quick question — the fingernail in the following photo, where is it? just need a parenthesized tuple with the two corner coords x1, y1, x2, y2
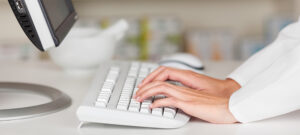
(149, 104, 153, 108)
(136, 97, 141, 101)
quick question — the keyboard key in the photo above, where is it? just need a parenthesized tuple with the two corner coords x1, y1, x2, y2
(95, 101, 107, 107)
(131, 62, 140, 68)
(98, 93, 109, 98)
(140, 98, 153, 114)
(140, 106, 151, 114)
(150, 95, 164, 116)
(128, 64, 139, 77)
(110, 67, 120, 73)
(135, 77, 144, 88)
(117, 104, 128, 110)
(129, 104, 140, 112)
(99, 91, 111, 95)
(97, 97, 108, 103)
(105, 67, 120, 83)
(129, 99, 141, 112)
(129, 106, 140, 112)
(118, 99, 129, 104)
(117, 98, 130, 109)
(101, 82, 114, 94)
(101, 88, 113, 93)
(97, 96, 110, 103)
(130, 98, 139, 104)
(106, 75, 118, 83)
(120, 91, 132, 96)
(152, 108, 163, 116)
(119, 95, 129, 99)
(163, 107, 176, 118)
(128, 71, 138, 77)
(98, 96, 110, 101)
(102, 81, 114, 87)
(138, 67, 149, 77)
(98, 96, 110, 100)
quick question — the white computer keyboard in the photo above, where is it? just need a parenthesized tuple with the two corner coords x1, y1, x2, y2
(77, 61, 190, 128)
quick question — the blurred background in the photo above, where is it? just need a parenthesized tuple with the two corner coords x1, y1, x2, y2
(0, 0, 300, 62)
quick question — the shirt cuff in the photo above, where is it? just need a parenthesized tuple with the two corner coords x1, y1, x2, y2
(227, 73, 247, 87)
(229, 92, 248, 123)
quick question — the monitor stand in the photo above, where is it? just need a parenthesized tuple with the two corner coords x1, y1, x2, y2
(0, 82, 71, 121)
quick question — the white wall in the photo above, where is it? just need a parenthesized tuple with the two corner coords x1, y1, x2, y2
(294, 0, 300, 18)
(0, 1, 28, 43)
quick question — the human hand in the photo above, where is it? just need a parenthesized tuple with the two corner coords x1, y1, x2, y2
(138, 66, 240, 98)
(134, 66, 241, 124)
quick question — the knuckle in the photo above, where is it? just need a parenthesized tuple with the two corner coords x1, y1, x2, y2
(164, 67, 171, 73)
(135, 91, 140, 95)
(140, 95, 147, 100)
(152, 81, 162, 86)
(170, 98, 177, 104)
(157, 83, 167, 89)
(161, 66, 171, 72)
(185, 70, 194, 74)
(160, 66, 167, 71)
(169, 98, 179, 106)
(157, 99, 166, 105)
(141, 92, 151, 99)
(186, 70, 197, 76)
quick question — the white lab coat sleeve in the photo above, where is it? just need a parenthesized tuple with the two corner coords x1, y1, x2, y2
(228, 22, 300, 86)
(229, 40, 300, 123)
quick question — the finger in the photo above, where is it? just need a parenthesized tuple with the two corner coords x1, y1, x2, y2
(140, 67, 200, 89)
(137, 83, 188, 102)
(151, 68, 199, 88)
(150, 97, 182, 109)
(137, 82, 211, 102)
(138, 66, 166, 88)
(135, 81, 164, 98)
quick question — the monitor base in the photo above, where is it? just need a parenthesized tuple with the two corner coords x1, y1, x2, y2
(0, 82, 71, 121)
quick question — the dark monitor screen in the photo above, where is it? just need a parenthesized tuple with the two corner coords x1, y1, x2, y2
(8, 0, 77, 51)
(41, 0, 73, 30)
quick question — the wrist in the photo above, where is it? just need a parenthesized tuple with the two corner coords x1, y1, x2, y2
(223, 100, 239, 123)
(223, 78, 241, 97)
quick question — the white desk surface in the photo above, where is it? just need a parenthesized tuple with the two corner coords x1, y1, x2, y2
(1, 60, 300, 135)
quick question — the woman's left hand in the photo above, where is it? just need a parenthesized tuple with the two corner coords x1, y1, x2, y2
(134, 81, 238, 124)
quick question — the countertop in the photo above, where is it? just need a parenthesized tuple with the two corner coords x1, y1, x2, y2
(0, 60, 300, 135)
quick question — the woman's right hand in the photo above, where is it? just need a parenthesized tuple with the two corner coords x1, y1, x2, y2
(138, 66, 241, 98)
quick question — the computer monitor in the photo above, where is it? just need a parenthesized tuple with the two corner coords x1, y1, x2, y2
(8, 0, 78, 51)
